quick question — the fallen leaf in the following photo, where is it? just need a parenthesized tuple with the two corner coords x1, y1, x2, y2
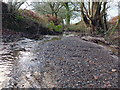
(58, 57, 64, 60)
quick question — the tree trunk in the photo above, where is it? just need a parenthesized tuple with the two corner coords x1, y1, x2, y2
(103, 2, 108, 32)
(80, 2, 108, 35)
(63, 2, 71, 25)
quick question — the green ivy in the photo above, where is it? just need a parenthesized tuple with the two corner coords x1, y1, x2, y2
(47, 22, 55, 30)
(47, 22, 63, 32)
(54, 25, 62, 32)
(15, 14, 24, 21)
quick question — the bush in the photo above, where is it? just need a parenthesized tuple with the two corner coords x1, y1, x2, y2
(47, 22, 63, 32)
(15, 13, 24, 21)
(54, 25, 63, 32)
(18, 9, 48, 27)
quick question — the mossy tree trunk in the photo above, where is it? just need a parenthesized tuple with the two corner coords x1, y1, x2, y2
(63, 2, 71, 26)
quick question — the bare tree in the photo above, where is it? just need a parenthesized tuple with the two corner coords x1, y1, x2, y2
(80, 1, 108, 35)
(5, 0, 26, 13)
(32, 2, 63, 18)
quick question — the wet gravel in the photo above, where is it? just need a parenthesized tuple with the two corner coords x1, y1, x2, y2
(3, 36, 119, 88)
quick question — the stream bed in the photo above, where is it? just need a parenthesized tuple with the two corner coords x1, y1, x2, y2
(0, 33, 119, 88)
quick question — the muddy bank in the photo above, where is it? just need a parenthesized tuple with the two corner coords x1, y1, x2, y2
(3, 36, 118, 88)
(1, 28, 63, 43)
(2, 2, 63, 43)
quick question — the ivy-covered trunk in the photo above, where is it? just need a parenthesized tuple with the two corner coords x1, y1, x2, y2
(63, 2, 71, 25)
